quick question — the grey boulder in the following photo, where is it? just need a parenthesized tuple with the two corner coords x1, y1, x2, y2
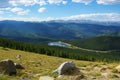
(0, 59, 16, 75)
(53, 61, 76, 75)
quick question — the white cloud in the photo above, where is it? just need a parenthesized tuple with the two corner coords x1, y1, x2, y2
(0, 0, 38, 8)
(62, 1, 67, 4)
(0, 13, 120, 22)
(97, 0, 120, 5)
(47, 0, 67, 4)
(38, 0, 47, 6)
(10, 7, 23, 13)
(72, 0, 93, 5)
(10, 7, 29, 15)
(0, 0, 68, 8)
(38, 7, 46, 13)
(72, 0, 120, 5)
(0, 17, 42, 22)
(9, 0, 67, 7)
(17, 10, 30, 15)
(0, 0, 120, 9)
(9, 0, 38, 6)
(0, 7, 11, 11)
(61, 13, 120, 22)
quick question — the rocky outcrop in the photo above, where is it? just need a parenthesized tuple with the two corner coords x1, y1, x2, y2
(0, 59, 16, 75)
(53, 61, 77, 75)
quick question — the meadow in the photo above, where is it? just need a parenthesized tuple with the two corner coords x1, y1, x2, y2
(0, 47, 119, 80)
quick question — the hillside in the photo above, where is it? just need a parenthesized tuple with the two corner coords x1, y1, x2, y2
(1, 38, 120, 62)
(0, 20, 120, 41)
(67, 36, 120, 51)
(0, 47, 120, 80)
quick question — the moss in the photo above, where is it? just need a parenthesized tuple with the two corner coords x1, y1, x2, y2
(112, 69, 118, 73)
(89, 73, 101, 77)
(111, 74, 119, 78)
(0, 75, 8, 80)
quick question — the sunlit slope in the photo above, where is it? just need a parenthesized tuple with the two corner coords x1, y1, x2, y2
(0, 47, 104, 80)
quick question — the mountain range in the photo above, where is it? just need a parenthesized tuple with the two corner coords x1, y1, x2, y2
(0, 20, 120, 42)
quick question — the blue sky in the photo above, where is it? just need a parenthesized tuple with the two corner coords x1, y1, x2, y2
(0, 0, 120, 22)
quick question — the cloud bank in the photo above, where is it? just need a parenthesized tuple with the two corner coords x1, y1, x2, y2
(62, 13, 120, 22)
(0, 0, 120, 8)
(10, 7, 29, 15)
(0, 13, 120, 22)
(97, 0, 120, 5)
(72, 0, 93, 5)
(0, 0, 120, 21)
(0, 0, 68, 8)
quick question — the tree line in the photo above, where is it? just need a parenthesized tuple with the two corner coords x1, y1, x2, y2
(0, 38, 120, 62)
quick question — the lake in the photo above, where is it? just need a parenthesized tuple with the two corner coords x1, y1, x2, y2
(48, 41, 69, 48)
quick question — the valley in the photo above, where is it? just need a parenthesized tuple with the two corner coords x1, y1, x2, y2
(0, 0, 120, 80)
(0, 20, 120, 80)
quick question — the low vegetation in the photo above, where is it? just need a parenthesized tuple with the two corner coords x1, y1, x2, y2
(0, 47, 120, 80)
(67, 36, 120, 51)
(0, 47, 99, 79)
(0, 37, 120, 79)
(0, 38, 120, 62)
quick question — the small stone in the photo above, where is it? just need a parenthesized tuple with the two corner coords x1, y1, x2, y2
(39, 76, 54, 80)
(16, 54, 21, 60)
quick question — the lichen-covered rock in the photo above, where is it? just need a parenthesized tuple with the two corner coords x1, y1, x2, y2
(0, 59, 16, 75)
(53, 61, 76, 75)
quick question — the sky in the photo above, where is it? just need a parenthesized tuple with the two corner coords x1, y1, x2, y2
(0, 0, 120, 22)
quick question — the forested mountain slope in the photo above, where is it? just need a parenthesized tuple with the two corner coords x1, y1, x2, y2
(0, 20, 120, 41)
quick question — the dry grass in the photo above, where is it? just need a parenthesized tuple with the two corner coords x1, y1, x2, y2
(0, 47, 119, 80)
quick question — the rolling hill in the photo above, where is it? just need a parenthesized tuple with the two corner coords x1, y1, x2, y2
(67, 36, 120, 51)
(0, 20, 120, 41)
(1, 38, 120, 62)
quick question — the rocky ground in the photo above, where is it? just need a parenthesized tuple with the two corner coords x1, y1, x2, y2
(39, 62, 120, 80)
(0, 47, 120, 80)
